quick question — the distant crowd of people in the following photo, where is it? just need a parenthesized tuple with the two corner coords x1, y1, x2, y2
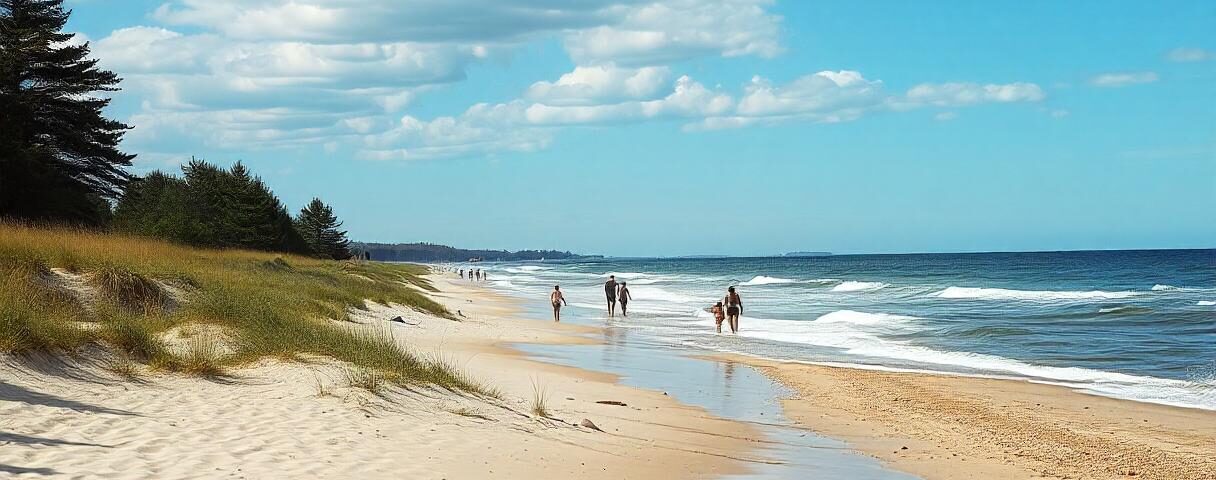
(550, 275, 743, 334)
(458, 268, 487, 282)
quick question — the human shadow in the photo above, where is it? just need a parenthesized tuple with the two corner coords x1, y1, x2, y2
(0, 464, 59, 476)
(0, 431, 110, 448)
(0, 379, 137, 417)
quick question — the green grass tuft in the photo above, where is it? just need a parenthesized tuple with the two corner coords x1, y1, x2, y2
(179, 334, 226, 377)
(344, 366, 385, 395)
(91, 265, 168, 314)
(530, 378, 551, 418)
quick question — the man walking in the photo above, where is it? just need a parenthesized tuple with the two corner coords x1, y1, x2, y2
(604, 275, 618, 316)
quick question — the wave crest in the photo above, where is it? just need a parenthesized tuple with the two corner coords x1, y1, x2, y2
(815, 310, 914, 325)
(934, 286, 1139, 301)
(740, 275, 797, 286)
(831, 281, 888, 292)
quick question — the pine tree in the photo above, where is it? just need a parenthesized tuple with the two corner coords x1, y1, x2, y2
(113, 159, 311, 255)
(295, 198, 351, 260)
(0, 0, 135, 224)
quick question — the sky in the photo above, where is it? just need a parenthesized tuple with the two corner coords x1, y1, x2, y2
(62, 0, 1215, 257)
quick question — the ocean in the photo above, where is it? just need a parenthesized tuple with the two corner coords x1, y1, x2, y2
(469, 249, 1216, 410)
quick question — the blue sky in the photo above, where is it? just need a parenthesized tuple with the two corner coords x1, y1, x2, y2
(65, 0, 1215, 256)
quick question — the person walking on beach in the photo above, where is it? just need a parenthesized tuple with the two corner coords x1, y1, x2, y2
(618, 282, 632, 317)
(459, 269, 464, 279)
(550, 285, 567, 322)
(723, 286, 743, 334)
(604, 275, 618, 316)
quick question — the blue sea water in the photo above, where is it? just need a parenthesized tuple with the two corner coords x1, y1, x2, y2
(469, 249, 1216, 410)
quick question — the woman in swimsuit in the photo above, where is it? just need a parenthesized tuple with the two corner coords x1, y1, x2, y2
(723, 286, 743, 334)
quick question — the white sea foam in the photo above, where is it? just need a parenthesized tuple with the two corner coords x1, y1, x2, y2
(1151, 284, 1178, 291)
(607, 272, 648, 278)
(815, 309, 916, 326)
(1198, 301, 1216, 306)
(505, 266, 549, 274)
(730, 310, 1215, 410)
(740, 275, 797, 286)
(934, 286, 1140, 301)
(831, 281, 888, 292)
(628, 285, 696, 304)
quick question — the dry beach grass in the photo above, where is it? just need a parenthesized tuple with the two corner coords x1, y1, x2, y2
(0, 222, 487, 394)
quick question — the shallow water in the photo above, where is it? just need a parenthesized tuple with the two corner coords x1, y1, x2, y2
(518, 340, 918, 479)
(472, 249, 1216, 410)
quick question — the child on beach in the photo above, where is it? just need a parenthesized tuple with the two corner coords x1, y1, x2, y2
(711, 301, 726, 333)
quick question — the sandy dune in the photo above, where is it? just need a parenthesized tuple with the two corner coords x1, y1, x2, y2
(1, 276, 765, 479)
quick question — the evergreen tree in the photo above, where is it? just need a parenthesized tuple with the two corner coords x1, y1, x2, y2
(295, 198, 351, 260)
(113, 159, 310, 255)
(0, 0, 135, 224)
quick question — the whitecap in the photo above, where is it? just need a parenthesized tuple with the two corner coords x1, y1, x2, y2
(831, 281, 888, 292)
(934, 286, 1139, 301)
(1152, 284, 1178, 291)
(815, 309, 915, 326)
(739, 275, 797, 286)
(1198, 301, 1215, 306)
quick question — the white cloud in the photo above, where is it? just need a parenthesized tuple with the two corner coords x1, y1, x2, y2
(903, 82, 1045, 106)
(150, 0, 780, 66)
(564, 0, 782, 65)
(525, 65, 671, 105)
(356, 66, 1046, 158)
(89, 1, 1044, 163)
(1166, 47, 1214, 63)
(524, 75, 732, 124)
(98, 0, 786, 161)
(361, 102, 550, 161)
(92, 27, 217, 73)
(1089, 72, 1159, 88)
(934, 111, 958, 121)
(736, 71, 883, 117)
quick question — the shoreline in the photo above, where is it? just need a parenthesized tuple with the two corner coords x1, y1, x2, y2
(459, 267, 1215, 479)
(714, 353, 1216, 480)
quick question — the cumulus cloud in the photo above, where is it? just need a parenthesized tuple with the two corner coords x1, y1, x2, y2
(525, 65, 671, 105)
(564, 0, 782, 65)
(1166, 47, 1214, 63)
(355, 67, 1045, 158)
(358, 75, 733, 160)
(903, 82, 1045, 106)
(97, 0, 786, 161)
(1089, 72, 1159, 88)
(150, 0, 780, 65)
(360, 102, 551, 161)
(89, 0, 1045, 163)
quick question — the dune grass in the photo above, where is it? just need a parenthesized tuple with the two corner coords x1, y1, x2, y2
(0, 222, 490, 395)
(530, 378, 550, 418)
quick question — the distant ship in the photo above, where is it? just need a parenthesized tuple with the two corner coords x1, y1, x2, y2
(783, 251, 832, 257)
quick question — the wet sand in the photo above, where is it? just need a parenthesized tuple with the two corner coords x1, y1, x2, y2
(721, 355, 1216, 480)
